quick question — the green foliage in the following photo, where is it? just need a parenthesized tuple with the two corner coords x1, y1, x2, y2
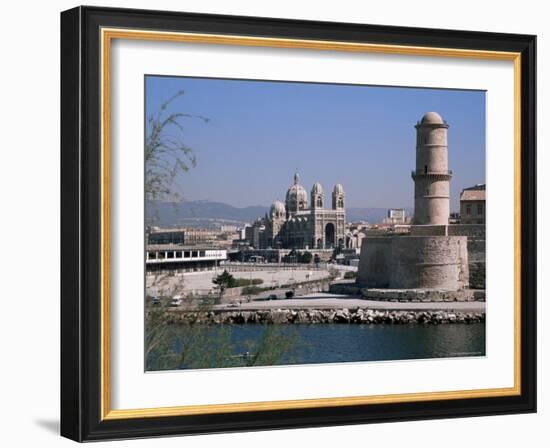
(241, 285, 265, 295)
(233, 278, 263, 287)
(241, 325, 300, 367)
(145, 304, 300, 370)
(145, 90, 209, 202)
(145, 304, 234, 371)
(213, 270, 236, 289)
(211, 273, 264, 300)
(282, 250, 313, 264)
(344, 271, 358, 279)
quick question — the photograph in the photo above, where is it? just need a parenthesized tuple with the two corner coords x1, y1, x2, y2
(144, 76, 487, 372)
(56, 4, 538, 442)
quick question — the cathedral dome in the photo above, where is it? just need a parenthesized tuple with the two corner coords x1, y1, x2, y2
(420, 111, 444, 124)
(311, 182, 324, 195)
(270, 200, 286, 217)
(333, 183, 344, 195)
(286, 172, 308, 211)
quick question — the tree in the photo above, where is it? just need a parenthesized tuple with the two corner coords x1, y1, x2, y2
(212, 270, 236, 302)
(283, 249, 298, 264)
(145, 90, 209, 203)
(299, 251, 313, 264)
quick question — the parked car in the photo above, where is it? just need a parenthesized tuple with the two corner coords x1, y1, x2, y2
(152, 296, 161, 306)
(169, 295, 183, 307)
(268, 294, 277, 300)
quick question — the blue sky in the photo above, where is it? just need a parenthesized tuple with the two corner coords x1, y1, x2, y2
(145, 76, 485, 212)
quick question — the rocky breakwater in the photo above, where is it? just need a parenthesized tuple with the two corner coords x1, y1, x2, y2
(164, 308, 485, 325)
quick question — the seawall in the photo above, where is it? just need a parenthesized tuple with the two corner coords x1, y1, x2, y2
(161, 308, 485, 325)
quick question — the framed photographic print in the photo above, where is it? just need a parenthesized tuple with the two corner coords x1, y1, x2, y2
(60, 6, 536, 442)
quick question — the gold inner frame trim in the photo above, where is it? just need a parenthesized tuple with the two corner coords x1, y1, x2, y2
(100, 27, 522, 421)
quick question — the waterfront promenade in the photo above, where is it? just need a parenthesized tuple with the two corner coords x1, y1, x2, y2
(215, 292, 486, 313)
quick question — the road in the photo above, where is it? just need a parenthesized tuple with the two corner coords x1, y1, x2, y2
(146, 266, 334, 296)
(215, 292, 486, 312)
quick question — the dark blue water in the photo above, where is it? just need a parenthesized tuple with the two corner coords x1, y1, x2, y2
(227, 323, 486, 365)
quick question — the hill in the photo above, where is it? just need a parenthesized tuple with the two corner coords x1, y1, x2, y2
(146, 200, 411, 228)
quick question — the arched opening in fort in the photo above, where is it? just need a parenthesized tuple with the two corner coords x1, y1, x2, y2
(325, 223, 335, 249)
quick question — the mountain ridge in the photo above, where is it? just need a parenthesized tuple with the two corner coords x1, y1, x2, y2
(146, 200, 411, 228)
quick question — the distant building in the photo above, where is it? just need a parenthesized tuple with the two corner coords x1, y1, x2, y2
(344, 222, 369, 250)
(449, 212, 461, 224)
(220, 225, 238, 232)
(147, 229, 185, 245)
(214, 230, 242, 249)
(245, 221, 264, 249)
(382, 208, 410, 225)
(148, 228, 217, 246)
(246, 172, 346, 250)
(238, 225, 250, 240)
(460, 184, 486, 224)
(145, 245, 226, 272)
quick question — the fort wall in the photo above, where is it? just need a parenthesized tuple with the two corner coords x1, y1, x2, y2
(357, 235, 469, 291)
(410, 224, 486, 289)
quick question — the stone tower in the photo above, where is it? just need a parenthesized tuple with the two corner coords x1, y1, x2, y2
(412, 112, 452, 225)
(332, 184, 345, 210)
(311, 182, 324, 209)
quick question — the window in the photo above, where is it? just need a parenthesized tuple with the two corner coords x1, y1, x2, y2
(424, 165, 428, 174)
(466, 204, 471, 215)
(158, 252, 165, 259)
(200, 251, 206, 257)
(477, 204, 483, 215)
(184, 251, 190, 258)
(192, 251, 198, 258)
(175, 251, 182, 258)
(148, 252, 156, 260)
(167, 252, 174, 259)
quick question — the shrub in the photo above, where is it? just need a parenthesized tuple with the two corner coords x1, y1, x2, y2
(242, 285, 264, 295)
(233, 278, 264, 287)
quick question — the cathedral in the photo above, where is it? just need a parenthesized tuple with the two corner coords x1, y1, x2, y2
(252, 173, 346, 250)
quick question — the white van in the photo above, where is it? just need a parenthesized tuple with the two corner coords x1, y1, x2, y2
(170, 295, 183, 307)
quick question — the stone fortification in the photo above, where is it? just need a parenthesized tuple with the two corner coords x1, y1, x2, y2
(356, 235, 469, 290)
(409, 224, 485, 289)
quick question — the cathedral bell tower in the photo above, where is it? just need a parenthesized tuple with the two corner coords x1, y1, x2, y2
(311, 183, 324, 209)
(332, 184, 345, 210)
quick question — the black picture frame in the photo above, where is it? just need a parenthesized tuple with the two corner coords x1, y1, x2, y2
(61, 5, 536, 442)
